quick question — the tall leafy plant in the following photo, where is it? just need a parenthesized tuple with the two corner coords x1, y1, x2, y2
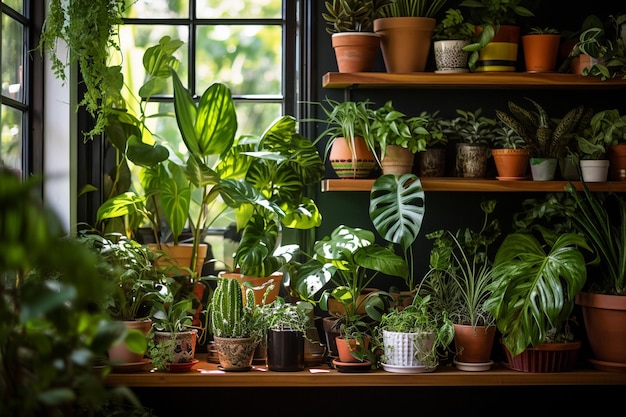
(369, 173, 425, 291)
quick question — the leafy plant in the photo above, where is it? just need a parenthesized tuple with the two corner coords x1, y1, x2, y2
(323, 0, 393, 33)
(378, 0, 447, 18)
(575, 109, 626, 160)
(443, 108, 498, 145)
(527, 26, 559, 35)
(433, 8, 476, 41)
(459, 0, 535, 71)
(372, 293, 454, 368)
(491, 122, 525, 149)
(77, 231, 164, 321)
(370, 101, 427, 163)
(495, 98, 591, 158)
(257, 297, 313, 334)
(419, 200, 500, 328)
(562, 182, 626, 295)
(0, 169, 142, 416)
(484, 227, 591, 356)
(369, 173, 425, 291)
(38, 0, 127, 139)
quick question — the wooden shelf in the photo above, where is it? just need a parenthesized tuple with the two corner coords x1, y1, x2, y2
(105, 355, 626, 388)
(321, 178, 626, 192)
(322, 72, 626, 90)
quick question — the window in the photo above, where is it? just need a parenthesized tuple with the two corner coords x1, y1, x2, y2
(1, 0, 43, 180)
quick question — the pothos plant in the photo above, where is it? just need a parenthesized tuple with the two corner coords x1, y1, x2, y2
(39, 0, 128, 139)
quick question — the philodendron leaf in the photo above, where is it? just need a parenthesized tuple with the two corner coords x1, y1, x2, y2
(369, 173, 425, 250)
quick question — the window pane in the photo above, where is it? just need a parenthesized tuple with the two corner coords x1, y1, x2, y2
(1, 104, 22, 176)
(2, 14, 24, 102)
(196, 25, 282, 96)
(123, 0, 188, 18)
(118, 25, 189, 97)
(196, 0, 282, 19)
(3, 0, 22, 14)
(235, 102, 282, 137)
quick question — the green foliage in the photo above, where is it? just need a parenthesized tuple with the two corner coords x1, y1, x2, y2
(76, 231, 164, 321)
(496, 98, 591, 158)
(433, 8, 475, 41)
(563, 182, 626, 295)
(443, 107, 498, 145)
(378, 0, 447, 18)
(491, 122, 525, 149)
(420, 200, 500, 328)
(0, 169, 142, 416)
(257, 297, 313, 333)
(323, 0, 393, 33)
(575, 109, 626, 159)
(373, 293, 455, 368)
(527, 26, 559, 35)
(369, 173, 425, 290)
(210, 277, 264, 342)
(485, 228, 591, 356)
(39, 0, 127, 139)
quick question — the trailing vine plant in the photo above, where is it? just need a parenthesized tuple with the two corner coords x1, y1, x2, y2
(39, 0, 128, 139)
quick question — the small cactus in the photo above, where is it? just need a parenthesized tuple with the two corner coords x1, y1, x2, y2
(210, 277, 263, 341)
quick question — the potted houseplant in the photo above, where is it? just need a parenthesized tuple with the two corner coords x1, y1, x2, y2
(495, 98, 590, 181)
(522, 27, 561, 73)
(257, 297, 314, 371)
(322, 0, 392, 72)
(560, 14, 626, 80)
(0, 169, 145, 416)
(77, 231, 164, 368)
(294, 224, 409, 361)
(372, 292, 454, 372)
(432, 8, 476, 73)
(562, 181, 626, 371)
(369, 100, 427, 175)
(484, 225, 592, 372)
(309, 97, 378, 178)
(374, 0, 448, 73)
(209, 276, 266, 371)
(459, 0, 535, 72)
(419, 200, 500, 370)
(574, 109, 614, 182)
(443, 107, 498, 178)
(415, 110, 449, 177)
(490, 121, 529, 180)
(147, 290, 201, 372)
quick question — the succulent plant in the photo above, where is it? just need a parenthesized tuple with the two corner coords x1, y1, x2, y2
(322, 0, 392, 33)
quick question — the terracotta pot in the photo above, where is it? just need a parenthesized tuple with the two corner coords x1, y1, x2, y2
(576, 292, 626, 371)
(433, 39, 469, 73)
(522, 34, 561, 73)
(474, 25, 520, 72)
(335, 335, 370, 363)
(570, 54, 598, 75)
(329, 136, 377, 179)
(331, 32, 381, 73)
(417, 148, 446, 177)
(579, 159, 609, 182)
(107, 319, 152, 365)
(608, 144, 626, 181)
(502, 340, 581, 373)
(380, 144, 415, 175)
(148, 242, 208, 277)
(492, 148, 530, 179)
(327, 288, 379, 317)
(213, 336, 258, 371)
(453, 324, 496, 365)
(219, 270, 282, 307)
(374, 17, 436, 73)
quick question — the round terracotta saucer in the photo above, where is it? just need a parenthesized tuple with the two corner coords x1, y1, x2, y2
(332, 358, 371, 373)
(167, 359, 199, 373)
(496, 176, 528, 181)
(111, 358, 151, 373)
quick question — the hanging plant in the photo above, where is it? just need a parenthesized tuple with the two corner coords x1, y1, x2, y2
(39, 0, 127, 139)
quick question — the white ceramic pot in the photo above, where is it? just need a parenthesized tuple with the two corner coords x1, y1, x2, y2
(381, 330, 436, 373)
(433, 40, 469, 73)
(580, 159, 609, 182)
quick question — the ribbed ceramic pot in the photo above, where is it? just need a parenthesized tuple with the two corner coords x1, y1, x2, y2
(382, 330, 435, 368)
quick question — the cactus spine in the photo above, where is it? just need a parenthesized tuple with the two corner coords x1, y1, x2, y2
(211, 278, 248, 338)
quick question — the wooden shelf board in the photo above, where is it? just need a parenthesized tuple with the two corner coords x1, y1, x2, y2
(321, 178, 626, 193)
(105, 355, 626, 388)
(322, 72, 626, 90)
